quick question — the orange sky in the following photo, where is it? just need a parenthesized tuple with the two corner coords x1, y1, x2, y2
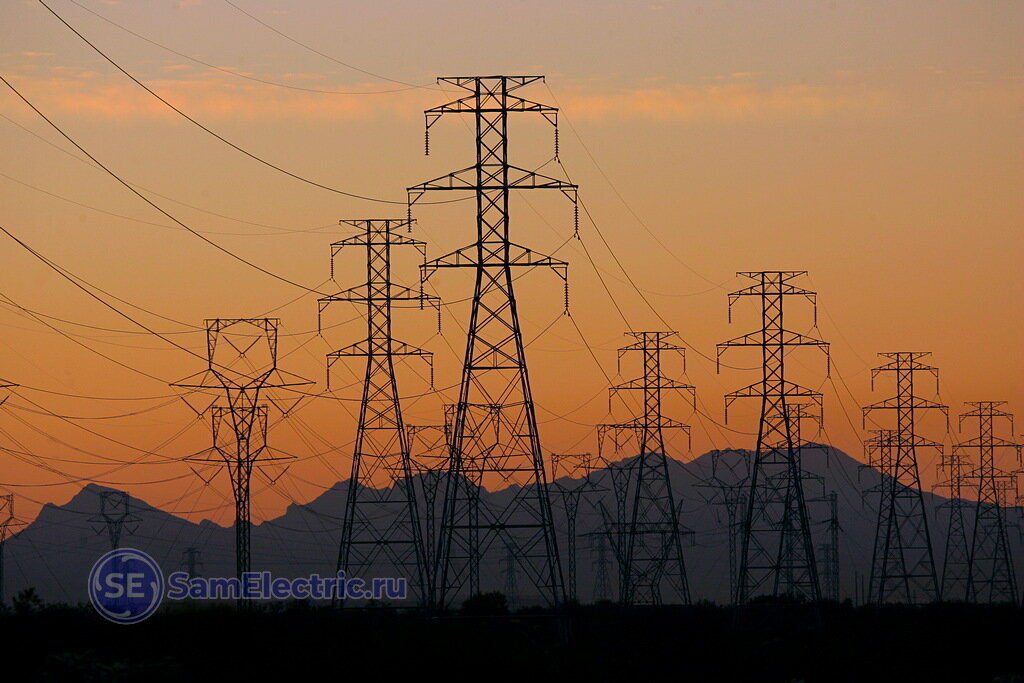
(0, 0, 1021, 526)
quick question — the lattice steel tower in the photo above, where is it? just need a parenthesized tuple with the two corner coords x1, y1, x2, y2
(960, 401, 1020, 603)
(863, 351, 946, 604)
(717, 271, 829, 603)
(409, 76, 576, 608)
(90, 490, 139, 551)
(174, 319, 310, 585)
(598, 331, 693, 605)
(319, 218, 438, 605)
(0, 495, 25, 604)
(936, 448, 971, 601)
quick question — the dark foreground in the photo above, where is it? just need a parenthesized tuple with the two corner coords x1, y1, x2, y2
(1, 599, 1022, 682)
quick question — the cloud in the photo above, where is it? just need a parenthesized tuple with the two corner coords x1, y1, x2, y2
(20, 52, 56, 58)
(558, 83, 890, 123)
(0, 72, 435, 122)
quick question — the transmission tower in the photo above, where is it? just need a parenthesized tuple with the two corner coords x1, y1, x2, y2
(863, 351, 947, 604)
(408, 422, 448, 597)
(550, 453, 600, 603)
(935, 448, 971, 601)
(0, 495, 25, 604)
(173, 319, 310, 588)
(319, 218, 439, 606)
(89, 490, 140, 551)
(597, 331, 694, 605)
(960, 402, 1020, 603)
(695, 450, 749, 603)
(584, 530, 613, 603)
(717, 271, 829, 603)
(409, 75, 577, 608)
(817, 492, 840, 602)
(180, 547, 204, 578)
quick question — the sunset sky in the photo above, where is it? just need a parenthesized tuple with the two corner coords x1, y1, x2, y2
(0, 0, 1020, 527)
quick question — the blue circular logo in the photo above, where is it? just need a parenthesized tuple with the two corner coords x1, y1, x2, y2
(88, 548, 165, 624)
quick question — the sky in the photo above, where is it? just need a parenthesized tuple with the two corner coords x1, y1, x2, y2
(0, 0, 1021, 527)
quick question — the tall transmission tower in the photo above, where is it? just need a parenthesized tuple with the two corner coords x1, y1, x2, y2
(717, 271, 829, 603)
(0, 495, 25, 604)
(409, 75, 577, 608)
(180, 547, 204, 578)
(863, 351, 947, 604)
(174, 319, 310, 588)
(319, 218, 439, 605)
(936, 449, 971, 601)
(90, 490, 140, 551)
(960, 402, 1020, 603)
(598, 331, 694, 605)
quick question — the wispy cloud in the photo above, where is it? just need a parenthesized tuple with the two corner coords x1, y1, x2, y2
(559, 83, 890, 122)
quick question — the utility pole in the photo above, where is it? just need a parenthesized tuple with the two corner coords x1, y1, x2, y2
(90, 490, 139, 551)
(960, 402, 1020, 603)
(863, 351, 946, 604)
(717, 271, 829, 603)
(181, 547, 204, 578)
(0, 495, 25, 604)
(319, 218, 438, 606)
(936, 449, 971, 601)
(409, 75, 576, 608)
(598, 331, 694, 605)
(174, 319, 310, 592)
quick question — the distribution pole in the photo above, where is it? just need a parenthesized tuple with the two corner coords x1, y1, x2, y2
(173, 319, 310, 589)
(598, 331, 694, 605)
(409, 76, 577, 608)
(717, 271, 829, 603)
(960, 402, 1020, 603)
(936, 449, 971, 601)
(319, 218, 439, 606)
(863, 351, 946, 604)
(90, 490, 139, 551)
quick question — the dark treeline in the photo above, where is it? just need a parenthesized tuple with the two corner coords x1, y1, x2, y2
(1, 595, 1023, 682)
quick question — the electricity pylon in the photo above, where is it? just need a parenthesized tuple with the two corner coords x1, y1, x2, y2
(817, 492, 840, 602)
(598, 331, 694, 605)
(550, 452, 601, 602)
(407, 422, 448, 597)
(409, 75, 576, 608)
(319, 218, 439, 606)
(717, 271, 829, 603)
(0, 495, 25, 603)
(173, 319, 310, 587)
(90, 490, 140, 551)
(695, 450, 750, 603)
(180, 547, 204, 578)
(960, 402, 1020, 603)
(936, 449, 971, 601)
(863, 351, 946, 604)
